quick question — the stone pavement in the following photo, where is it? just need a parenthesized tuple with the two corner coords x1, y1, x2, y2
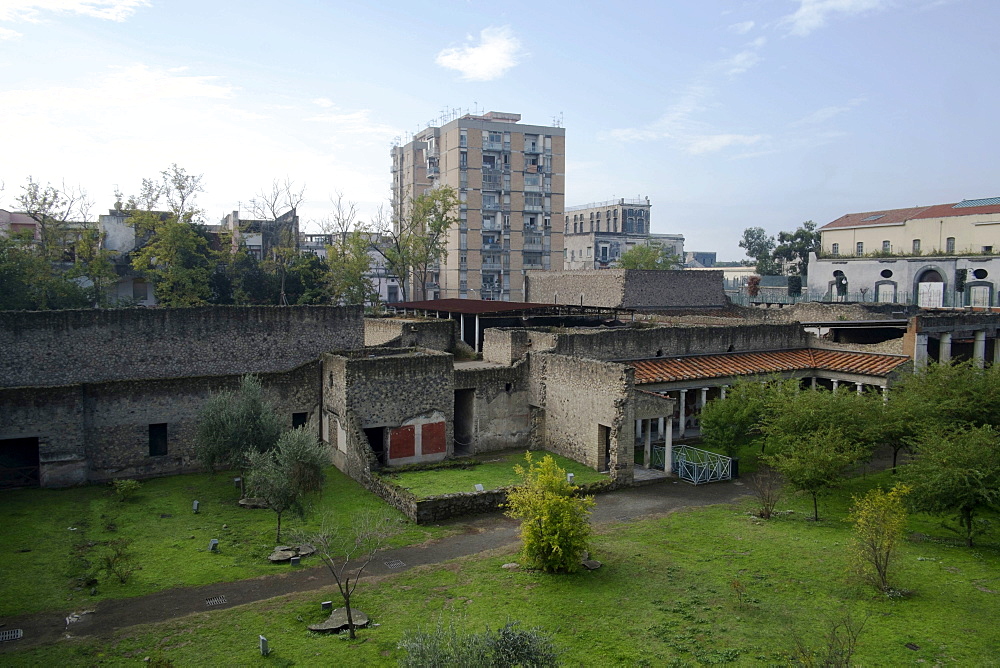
(0, 478, 749, 652)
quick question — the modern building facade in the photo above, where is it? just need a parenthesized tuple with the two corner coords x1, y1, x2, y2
(562, 197, 684, 270)
(391, 111, 565, 301)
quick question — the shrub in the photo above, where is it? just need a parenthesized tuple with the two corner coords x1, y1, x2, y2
(398, 620, 559, 668)
(112, 478, 141, 502)
(503, 453, 594, 574)
(100, 538, 137, 584)
(849, 484, 910, 593)
(750, 467, 783, 519)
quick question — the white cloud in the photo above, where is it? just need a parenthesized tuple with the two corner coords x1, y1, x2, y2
(722, 49, 761, 76)
(687, 133, 766, 155)
(728, 20, 755, 34)
(782, 0, 890, 36)
(312, 97, 335, 108)
(0, 26, 23, 38)
(0, 0, 149, 23)
(791, 97, 865, 125)
(435, 26, 523, 81)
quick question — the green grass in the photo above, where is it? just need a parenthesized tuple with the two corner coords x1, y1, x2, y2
(0, 467, 451, 617)
(380, 450, 608, 498)
(7, 471, 998, 666)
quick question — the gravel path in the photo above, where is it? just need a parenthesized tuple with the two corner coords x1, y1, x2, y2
(1, 479, 750, 652)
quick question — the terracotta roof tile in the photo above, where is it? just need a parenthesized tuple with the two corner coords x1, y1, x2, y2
(819, 206, 931, 231)
(631, 349, 909, 384)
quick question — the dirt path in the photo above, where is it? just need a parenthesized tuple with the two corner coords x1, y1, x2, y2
(1, 479, 749, 652)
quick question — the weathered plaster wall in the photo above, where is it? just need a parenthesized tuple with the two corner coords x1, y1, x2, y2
(364, 317, 456, 351)
(455, 362, 531, 453)
(531, 353, 634, 481)
(482, 328, 532, 365)
(0, 306, 362, 388)
(0, 362, 321, 486)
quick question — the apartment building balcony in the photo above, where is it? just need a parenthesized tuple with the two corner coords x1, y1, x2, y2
(481, 261, 503, 270)
(524, 204, 543, 212)
(522, 240, 544, 251)
(482, 242, 505, 251)
(483, 140, 504, 151)
(483, 202, 501, 211)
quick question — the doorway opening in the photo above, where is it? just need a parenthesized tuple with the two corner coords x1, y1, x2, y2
(598, 424, 611, 473)
(0, 437, 40, 488)
(363, 427, 386, 465)
(454, 389, 475, 456)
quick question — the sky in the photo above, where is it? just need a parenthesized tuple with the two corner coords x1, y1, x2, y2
(1, 0, 997, 261)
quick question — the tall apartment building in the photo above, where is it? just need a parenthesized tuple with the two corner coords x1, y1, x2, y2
(391, 111, 565, 301)
(563, 197, 684, 269)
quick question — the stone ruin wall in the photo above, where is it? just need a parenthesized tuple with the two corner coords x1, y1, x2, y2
(0, 305, 363, 388)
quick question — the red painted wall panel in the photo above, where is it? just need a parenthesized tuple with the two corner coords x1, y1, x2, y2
(390, 425, 415, 459)
(421, 421, 446, 454)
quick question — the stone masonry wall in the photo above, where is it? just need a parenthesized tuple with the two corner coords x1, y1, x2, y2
(364, 317, 456, 351)
(548, 323, 809, 361)
(531, 353, 634, 481)
(0, 362, 321, 486)
(455, 361, 531, 453)
(0, 306, 362, 388)
(526, 269, 726, 309)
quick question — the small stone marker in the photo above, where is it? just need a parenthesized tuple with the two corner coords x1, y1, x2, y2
(581, 559, 603, 571)
(308, 607, 369, 633)
(567, 472, 575, 483)
(290, 556, 301, 566)
(233, 477, 242, 488)
(259, 635, 269, 656)
(322, 601, 333, 610)
(192, 500, 200, 513)
(208, 539, 219, 552)
(474, 483, 485, 492)
(501, 562, 519, 570)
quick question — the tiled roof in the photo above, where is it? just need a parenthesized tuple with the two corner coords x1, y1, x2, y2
(631, 349, 909, 384)
(819, 206, 932, 231)
(909, 201, 1000, 220)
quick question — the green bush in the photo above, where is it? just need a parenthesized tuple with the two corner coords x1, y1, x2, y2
(398, 620, 559, 668)
(111, 478, 141, 502)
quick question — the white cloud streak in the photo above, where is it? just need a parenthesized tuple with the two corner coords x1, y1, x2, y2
(0, 0, 150, 23)
(0, 26, 23, 38)
(782, 0, 891, 36)
(728, 20, 755, 34)
(435, 26, 523, 81)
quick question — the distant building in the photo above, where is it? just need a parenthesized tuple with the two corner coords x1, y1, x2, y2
(684, 251, 716, 268)
(222, 208, 299, 260)
(563, 198, 684, 269)
(810, 197, 1000, 307)
(300, 232, 403, 304)
(391, 111, 566, 301)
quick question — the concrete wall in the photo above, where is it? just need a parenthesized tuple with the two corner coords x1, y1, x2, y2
(0, 362, 321, 486)
(545, 323, 809, 361)
(364, 317, 456, 351)
(531, 353, 634, 481)
(525, 269, 726, 309)
(0, 306, 363, 388)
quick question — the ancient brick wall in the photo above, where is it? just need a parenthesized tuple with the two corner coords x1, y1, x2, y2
(548, 323, 808, 361)
(0, 306, 362, 388)
(0, 362, 321, 486)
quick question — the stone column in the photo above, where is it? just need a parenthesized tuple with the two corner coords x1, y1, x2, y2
(698, 387, 709, 426)
(811, 376, 817, 390)
(857, 383, 863, 395)
(678, 389, 688, 438)
(720, 385, 727, 400)
(474, 314, 481, 353)
(915, 333, 929, 371)
(832, 379, 839, 392)
(644, 419, 652, 470)
(940, 332, 952, 364)
(657, 417, 665, 440)
(665, 415, 674, 474)
(974, 330, 986, 368)
(881, 385, 889, 403)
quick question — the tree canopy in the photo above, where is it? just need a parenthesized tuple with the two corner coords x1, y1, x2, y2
(381, 186, 458, 301)
(618, 243, 682, 270)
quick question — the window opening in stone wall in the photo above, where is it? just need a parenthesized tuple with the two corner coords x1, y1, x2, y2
(364, 427, 386, 465)
(149, 423, 168, 457)
(946, 237, 956, 253)
(292, 412, 308, 429)
(0, 437, 40, 488)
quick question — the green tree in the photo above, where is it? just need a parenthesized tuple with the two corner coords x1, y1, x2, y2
(618, 243, 682, 270)
(762, 387, 882, 460)
(382, 186, 459, 300)
(901, 425, 1000, 547)
(131, 219, 215, 306)
(326, 229, 377, 306)
(764, 427, 868, 521)
(739, 227, 779, 275)
(700, 377, 799, 457)
(246, 427, 329, 542)
(310, 512, 395, 639)
(194, 375, 284, 490)
(503, 453, 595, 573)
(66, 223, 121, 306)
(16, 176, 91, 260)
(849, 484, 910, 592)
(773, 221, 821, 276)
(0, 232, 89, 310)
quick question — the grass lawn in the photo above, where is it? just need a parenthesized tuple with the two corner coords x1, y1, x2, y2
(7, 471, 998, 666)
(0, 467, 451, 618)
(380, 449, 608, 498)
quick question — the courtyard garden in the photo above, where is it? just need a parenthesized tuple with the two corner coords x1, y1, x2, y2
(3, 469, 997, 665)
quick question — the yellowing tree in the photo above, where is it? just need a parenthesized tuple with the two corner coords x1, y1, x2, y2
(504, 453, 595, 574)
(849, 484, 910, 592)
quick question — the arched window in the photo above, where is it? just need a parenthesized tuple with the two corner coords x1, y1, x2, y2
(831, 243, 839, 256)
